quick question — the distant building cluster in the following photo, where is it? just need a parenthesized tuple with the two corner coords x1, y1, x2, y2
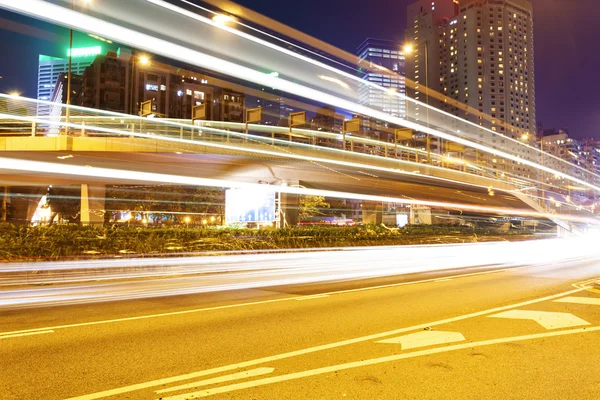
(38, 46, 245, 123)
(537, 129, 600, 200)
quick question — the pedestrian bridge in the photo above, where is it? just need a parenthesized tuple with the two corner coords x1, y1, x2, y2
(0, 94, 595, 234)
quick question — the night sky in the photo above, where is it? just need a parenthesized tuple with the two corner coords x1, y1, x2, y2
(1, 0, 598, 138)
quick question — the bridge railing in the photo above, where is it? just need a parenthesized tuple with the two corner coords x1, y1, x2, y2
(0, 94, 595, 216)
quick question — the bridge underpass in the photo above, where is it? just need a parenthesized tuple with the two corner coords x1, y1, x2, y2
(0, 137, 549, 228)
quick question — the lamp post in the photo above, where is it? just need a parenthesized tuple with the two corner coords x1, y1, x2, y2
(404, 41, 432, 164)
(66, 0, 92, 132)
(129, 52, 150, 115)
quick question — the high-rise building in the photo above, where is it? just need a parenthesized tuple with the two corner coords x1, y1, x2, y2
(70, 50, 245, 122)
(405, 0, 537, 177)
(311, 105, 343, 133)
(37, 46, 101, 117)
(356, 38, 406, 119)
(248, 89, 301, 127)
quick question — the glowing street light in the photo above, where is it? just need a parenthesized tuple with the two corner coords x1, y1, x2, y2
(184, 216, 191, 224)
(138, 55, 150, 66)
(403, 44, 414, 54)
(8, 91, 20, 97)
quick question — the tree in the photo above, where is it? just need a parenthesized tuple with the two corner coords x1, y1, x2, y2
(299, 195, 330, 220)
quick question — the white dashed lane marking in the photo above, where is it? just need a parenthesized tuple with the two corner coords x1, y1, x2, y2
(377, 330, 466, 350)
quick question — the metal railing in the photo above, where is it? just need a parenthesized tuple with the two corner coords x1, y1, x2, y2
(0, 94, 598, 220)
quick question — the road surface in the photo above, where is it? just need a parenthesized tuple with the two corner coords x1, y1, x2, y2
(1, 246, 600, 399)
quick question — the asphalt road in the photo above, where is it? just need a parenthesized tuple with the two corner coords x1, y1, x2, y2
(2, 253, 600, 399)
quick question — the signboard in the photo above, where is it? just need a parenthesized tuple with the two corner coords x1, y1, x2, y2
(192, 104, 206, 121)
(395, 128, 413, 141)
(289, 111, 306, 128)
(67, 46, 102, 58)
(246, 107, 262, 124)
(139, 99, 154, 117)
(447, 143, 465, 153)
(409, 206, 432, 225)
(343, 118, 360, 133)
(225, 189, 276, 224)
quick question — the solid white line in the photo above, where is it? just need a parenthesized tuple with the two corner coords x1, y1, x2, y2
(315, 265, 523, 297)
(0, 265, 519, 338)
(295, 294, 330, 301)
(156, 368, 274, 396)
(0, 296, 295, 338)
(0, 330, 54, 339)
(63, 286, 584, 400)
(182, 326, 600, 398)
(554, 296, 600, 306)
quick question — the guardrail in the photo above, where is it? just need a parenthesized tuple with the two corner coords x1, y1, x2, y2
(0, 94, 597, 221)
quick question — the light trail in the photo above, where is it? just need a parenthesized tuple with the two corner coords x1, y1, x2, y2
(142, 0, 600, 184)
(0, 108, 549, 204)
(0, 0, 598, 195)
(1, 156, 597, 225)
(1, 238, 599, 309)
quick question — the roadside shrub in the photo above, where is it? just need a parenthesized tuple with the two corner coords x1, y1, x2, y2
(0, 223, 539, 262)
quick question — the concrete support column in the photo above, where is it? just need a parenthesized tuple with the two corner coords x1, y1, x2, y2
(362, 201, 383, 225)
(81, 184, 106, 225)
(280, 192, 299, 227)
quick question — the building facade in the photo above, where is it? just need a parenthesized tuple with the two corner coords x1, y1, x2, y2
(405, 0, 537, 177)
(357, 38, 406, 119)
(37, 47, 100, 117)
(55, 49, 246, 122)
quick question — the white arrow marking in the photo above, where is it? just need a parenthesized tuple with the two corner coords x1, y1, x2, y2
(377, 330, 466, 350)
(489, 310, 590, 329)
(554, 296, 600, 306)
(156, 367, 274, 395)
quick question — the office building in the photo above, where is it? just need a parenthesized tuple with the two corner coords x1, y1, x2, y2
(53, 49, 246, 122)
(311, 105, 343, 133)
(249, 89, 301, 127)
(357, 38, 406, 119)
(37, 46, 101, 117)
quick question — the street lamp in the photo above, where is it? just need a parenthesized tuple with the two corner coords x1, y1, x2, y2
(66, 0, 92, 132)
(403, 41, 432, 164)
(129, 53, 150, 114)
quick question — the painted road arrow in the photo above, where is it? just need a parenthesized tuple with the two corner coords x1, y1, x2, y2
(489, 310, 590, 329)
(554, 296, 600, 306)
(377, 330, 466, 350)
